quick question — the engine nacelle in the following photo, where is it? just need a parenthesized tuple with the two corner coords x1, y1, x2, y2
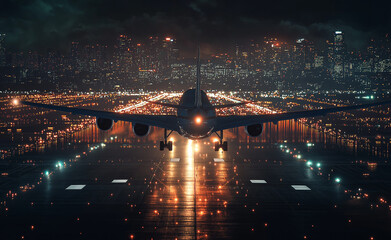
(96, 118, 113, 131)
(132, 123, 151, 137)
(245, 124, 263, 137)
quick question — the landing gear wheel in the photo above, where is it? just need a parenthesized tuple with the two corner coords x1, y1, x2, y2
(159, 141, 165, 151)
(214, 142, 220, 151)
(159, 129, 174, 151)
(222, 141, 228, 151)
(214, 131, 228, 151)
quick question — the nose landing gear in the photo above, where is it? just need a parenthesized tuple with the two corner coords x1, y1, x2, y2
(160, 129, 173, 151)
(214, 130, 228, 151)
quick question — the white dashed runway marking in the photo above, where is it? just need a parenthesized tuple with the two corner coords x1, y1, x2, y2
(214, 158, 224, 162)
(65, 185, 86, 190)
(112, 179, 128, 183)
(291, 185, 311, 190)
(250, 180, 267, 184)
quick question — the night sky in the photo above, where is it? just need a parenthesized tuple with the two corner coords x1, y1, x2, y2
(1, 0, 390, 53)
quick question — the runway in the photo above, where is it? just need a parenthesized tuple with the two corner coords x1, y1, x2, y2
(1, 130, 391, 240)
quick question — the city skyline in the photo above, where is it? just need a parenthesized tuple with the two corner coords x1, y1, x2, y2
(1, 30, 391, 93)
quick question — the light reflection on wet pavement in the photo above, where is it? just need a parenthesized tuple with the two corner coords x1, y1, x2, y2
(1, 124, 391, 239)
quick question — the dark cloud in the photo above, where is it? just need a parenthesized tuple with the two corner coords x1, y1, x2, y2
(1, 0, 390, 52)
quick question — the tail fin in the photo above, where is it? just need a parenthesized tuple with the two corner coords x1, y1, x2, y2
(195, 47, 202, 107)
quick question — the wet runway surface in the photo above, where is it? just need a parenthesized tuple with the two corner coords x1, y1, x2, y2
(1, 129, 391, 240)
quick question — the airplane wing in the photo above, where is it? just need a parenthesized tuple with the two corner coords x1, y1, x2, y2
(21, 101, 180, 132)
(214, 99, 391, 132)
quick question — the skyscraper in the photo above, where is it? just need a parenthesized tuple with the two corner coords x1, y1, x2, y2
(161, 37, 179, 68)
(117, 34, 132, 71)
(333, 31, 346, 81)
(293, 38, 315, 70)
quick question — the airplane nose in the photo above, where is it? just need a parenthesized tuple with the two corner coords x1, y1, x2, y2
(195, 116, 203, 125)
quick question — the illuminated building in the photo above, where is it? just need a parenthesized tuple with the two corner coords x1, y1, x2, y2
(293, 38, 315, 70)
(332, 31, 346, 82)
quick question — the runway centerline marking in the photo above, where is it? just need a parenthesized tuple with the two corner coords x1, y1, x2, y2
(214, 158, 224, 162)
(291, 185, 311, 190)
(170, 158, 180, 162)
(65, 185, 86, 190)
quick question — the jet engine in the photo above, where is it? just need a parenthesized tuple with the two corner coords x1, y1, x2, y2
(133, 123, 151, 137)
(245, 124, 263, 137)
(96, 118, 113, 131)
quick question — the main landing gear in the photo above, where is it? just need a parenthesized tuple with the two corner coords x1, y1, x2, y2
(214, 130, 228, 151)
(160, 129, 173, 151)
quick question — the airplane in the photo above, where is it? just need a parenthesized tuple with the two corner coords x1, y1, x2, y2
(17, 49, 391, 152)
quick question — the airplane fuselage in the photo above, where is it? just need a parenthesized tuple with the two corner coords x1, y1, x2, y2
(177, 89, 216, 139)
